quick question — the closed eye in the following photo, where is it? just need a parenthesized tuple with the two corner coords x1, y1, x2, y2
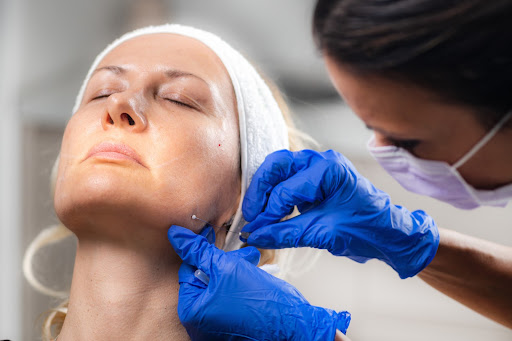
(165, 98, 194, 109)
(387, 138, 421, 151)
(92, 94, 111, 100)
(90, 90, 116, 101)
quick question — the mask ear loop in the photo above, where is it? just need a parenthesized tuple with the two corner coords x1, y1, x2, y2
(453, 110, 512, 169)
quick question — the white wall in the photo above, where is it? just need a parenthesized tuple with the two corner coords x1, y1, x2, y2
(0, 0, 22, 339)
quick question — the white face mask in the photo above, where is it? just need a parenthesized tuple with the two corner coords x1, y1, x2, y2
(367, 111, 512, 210)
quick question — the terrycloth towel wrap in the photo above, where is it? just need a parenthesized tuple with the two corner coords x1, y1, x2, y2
(71, 24, 289, 251)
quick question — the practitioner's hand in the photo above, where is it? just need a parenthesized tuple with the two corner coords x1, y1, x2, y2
(167, 225, 351, 341)
(242, 149, 440, 279)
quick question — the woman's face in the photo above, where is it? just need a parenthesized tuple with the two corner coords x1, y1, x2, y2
(55, 34, 240, 237)
(324, 55, 511, 190)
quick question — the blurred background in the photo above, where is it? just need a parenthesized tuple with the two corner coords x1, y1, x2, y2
(1, 0, 511, 340)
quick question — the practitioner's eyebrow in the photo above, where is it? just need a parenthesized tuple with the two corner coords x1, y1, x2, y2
(92, 65, 208, 85)
(365, 124, 415, 139)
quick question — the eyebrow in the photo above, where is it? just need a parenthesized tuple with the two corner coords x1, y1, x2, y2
(92, 65, 125, 75)
(365, 124, 415, 139)
(92, 65, 208, 85)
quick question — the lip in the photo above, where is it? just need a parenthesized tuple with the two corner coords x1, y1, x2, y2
(85, 142, 145, 167)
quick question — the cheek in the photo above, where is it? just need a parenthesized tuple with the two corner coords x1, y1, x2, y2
(54, 117, 84, 204)
(59, 113, 102, 160)
(55, 114, 96, 178)
(54, 113, 112, 224)
(149, 116, 240, 223)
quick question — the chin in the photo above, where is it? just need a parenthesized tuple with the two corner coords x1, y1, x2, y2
(54, 169, 177, 234)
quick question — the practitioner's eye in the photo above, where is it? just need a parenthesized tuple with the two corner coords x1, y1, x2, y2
(365, 125, 421, 152)
(387, 137, 421, 151)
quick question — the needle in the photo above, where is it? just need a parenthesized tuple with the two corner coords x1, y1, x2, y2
(191, 214, 220, 228)
(191, 214, 237, 233)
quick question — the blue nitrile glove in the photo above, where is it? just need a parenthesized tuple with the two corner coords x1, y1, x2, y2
(241, 149, 440, 279)
(167, 225, 351, 341)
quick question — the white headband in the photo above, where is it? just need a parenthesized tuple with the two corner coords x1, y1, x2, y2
(71, 24, 289, 251)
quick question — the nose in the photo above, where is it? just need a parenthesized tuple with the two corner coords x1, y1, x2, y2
(102, 90, 148, 132)
(372, 132, 391, 147)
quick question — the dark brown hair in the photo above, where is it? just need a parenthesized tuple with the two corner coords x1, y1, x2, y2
(313, 0, 512, 128)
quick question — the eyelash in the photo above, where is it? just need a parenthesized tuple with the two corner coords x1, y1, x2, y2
(92, 94, 110, 100)
(91, 93, 194, 110)
(165, 98, 193, 109)
(387, 138, 421, 151)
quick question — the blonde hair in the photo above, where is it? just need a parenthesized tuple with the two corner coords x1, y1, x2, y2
(23, 55, 315, 341)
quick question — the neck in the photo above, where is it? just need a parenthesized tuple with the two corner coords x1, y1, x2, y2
(58, 231, 189, 340)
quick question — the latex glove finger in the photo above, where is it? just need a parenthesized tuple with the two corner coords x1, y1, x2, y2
(244, 213, 341, 251)
(336, 311, 352, 335)
(245, 161, 341, 235)
(228, 246, 261, 266)
(242, 149, 297, 222)
(178, 262, 208, 289)
(177, 280, 208, 326)
(199, 225, 215, 244)
(245, 218, 372, 266)
(168, 225, 220, 276)
(174, 226, 214, 287)
(242, 149, 331, 220)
